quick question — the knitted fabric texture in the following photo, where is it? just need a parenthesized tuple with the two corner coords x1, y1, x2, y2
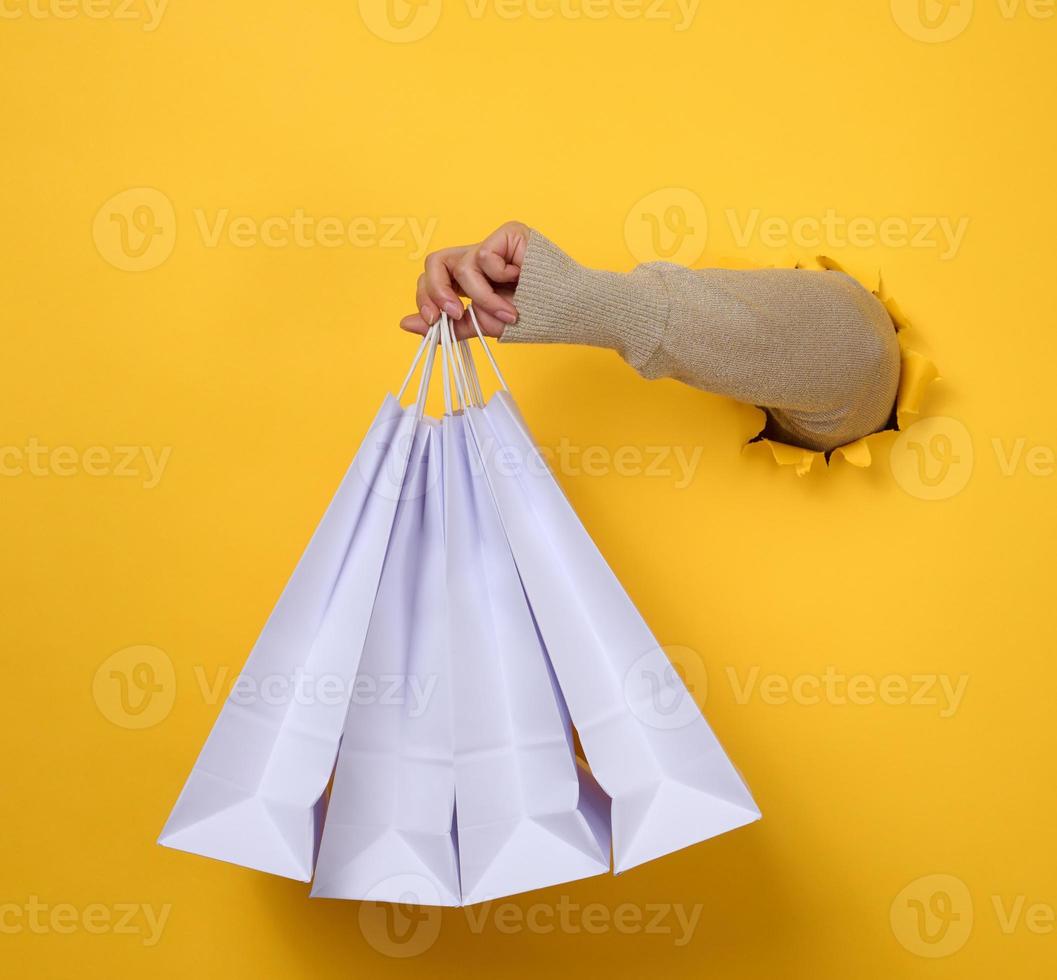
(503, 231, 900, 452)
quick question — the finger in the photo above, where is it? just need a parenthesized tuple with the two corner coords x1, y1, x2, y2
(414, 274, 439, 326)
(424, 249, 467, 320)
(459, 287, 513, 338)
(452, 258, 518, 324)
(478, 230, 522, 284)
(477, 251, 520, 284)
(400, 312, 430, 335)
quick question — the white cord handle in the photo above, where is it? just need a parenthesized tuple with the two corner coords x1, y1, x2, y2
(459, 338, 483, 407)
(396, 328, 432, 401)
(413, 325, 441, 420)
(439, 312, 454, 415)
(394, 323, 440, 420)
(467, 306, 509, 392)
(393, 305, 508, 419)
(449, 319, 473, 409)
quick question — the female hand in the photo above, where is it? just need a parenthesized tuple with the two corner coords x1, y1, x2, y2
(399, 221, 531, 340)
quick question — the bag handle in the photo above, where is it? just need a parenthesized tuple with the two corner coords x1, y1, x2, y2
(396, 323, 442, 421)
(442, 313, 476, 411)
(438, 305, 508, 414)
(404, 314, 467, 417)
(394, 304, 508, 418)
(466, 306, 509, 392)
(460, 339, 485, 406)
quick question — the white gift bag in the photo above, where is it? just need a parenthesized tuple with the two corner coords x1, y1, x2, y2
(311, 408, 462, 905)
(441, 324, 610, 905)
(159, 330, 442, 881)
(459, 309, 761, 874)
(160, 310, 760, 900)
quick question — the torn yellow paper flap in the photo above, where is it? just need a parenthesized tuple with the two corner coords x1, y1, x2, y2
(831, 437, 873, 468)
(894, 345, 941, 430)
(743, 438, 819, 476)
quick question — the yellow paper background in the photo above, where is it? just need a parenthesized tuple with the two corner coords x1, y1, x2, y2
(2, 2, 1055, 977)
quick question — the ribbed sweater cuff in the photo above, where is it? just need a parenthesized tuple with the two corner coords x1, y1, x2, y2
(501, 230, 668, 371)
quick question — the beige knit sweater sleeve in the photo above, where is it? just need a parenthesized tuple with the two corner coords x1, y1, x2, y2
(502, 231, 900, 452)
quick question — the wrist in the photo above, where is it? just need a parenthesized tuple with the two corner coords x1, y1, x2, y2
(505, 232, 668, 370)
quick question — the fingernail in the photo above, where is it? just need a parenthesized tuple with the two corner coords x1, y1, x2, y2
(497, 309, 517, 325)
(444, 302, 463, 319)
(422, 308, 436, 325)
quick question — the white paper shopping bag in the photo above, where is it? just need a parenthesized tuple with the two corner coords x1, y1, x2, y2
(460, 312, 761, 875)
(160, 310, 758, 900)
(311, 418, 461, 905)
(159, 331, 441, 881)
(445, 406, 611, 904)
